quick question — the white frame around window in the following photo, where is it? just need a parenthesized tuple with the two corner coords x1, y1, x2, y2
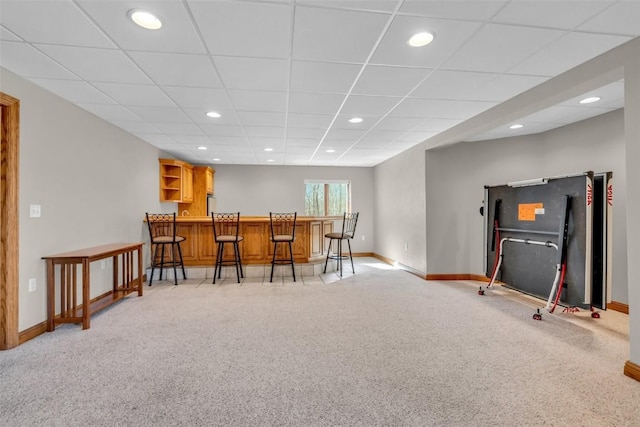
(304, 179, 351, 216)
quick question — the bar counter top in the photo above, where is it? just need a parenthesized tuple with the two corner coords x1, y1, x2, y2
(149, 215, 339, 266)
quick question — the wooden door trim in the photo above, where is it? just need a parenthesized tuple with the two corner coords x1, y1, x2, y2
(0, 91, 19, 350)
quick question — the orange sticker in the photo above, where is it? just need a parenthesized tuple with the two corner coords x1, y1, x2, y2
(518, 203, 543, 221)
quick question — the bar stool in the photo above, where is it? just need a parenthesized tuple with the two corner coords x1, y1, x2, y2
(145, 212, 187, 286)
(211, 212, 244, 284)
(269, 212, 297, 282)
(324, 212, 359, 277)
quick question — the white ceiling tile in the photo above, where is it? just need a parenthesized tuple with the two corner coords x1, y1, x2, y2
(355, 139, 391, 148)
(360, 129, 406, 142)
(0, 1, 115, 48)
(1, 25, 21, 41)
(236, 112, 286, 127)
(389, 98, 458, 118)
(0, 0, 631, 167)
(0, 41, 78, 79)
(188, 0, 291, 58)
(508, 32, 631, 77)
(322, 139, 358, 148)
(353, 65, 432, 96)
(290, 61, 362, 93)
(492, 1, 613, 29)
(244, 126, 286, 138)
(77, 104, 141, 121)
(286, 139, 320, 148)
(293, 6, 390, 62)
(410, 70, 498, 100)
(324, 128, 369, 140)
(214, 144, 253, 152)
(163, 87, 232, 110)
(199, 125, 246, 137)
(287, 113, 334, 129)
(128, 52, 222, 88)
(399, 1, 508, 21)
(288, 92, 346, 114)
(36, 44, 152, 84)
(332, 114, 382, 130)
(578, 1, 640, 36)
(171, 135, 213, 145)
(78, 0, 205, 54)
(30, 79, 116, 104)
(286, 128, 326, 139)
(227, 90, 288, 112)
(134, 134, 177, 145)
(247, 138, 285, 149)
(183, 109, 239, 125)
(92, 82, 175, 107)
(373, 116, 424, 131)
(214, 57, 289, 91)
(127, 106, 192, 123)
(371, 16, 483, 67)
(341, 95, 402, 115)
(297, 1, 398, 13)
(443, 24, 565, 73)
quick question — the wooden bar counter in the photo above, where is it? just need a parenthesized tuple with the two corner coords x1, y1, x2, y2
(165, 216, 339, 266)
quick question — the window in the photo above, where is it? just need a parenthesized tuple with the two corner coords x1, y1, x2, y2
(304, 180, 351, 216)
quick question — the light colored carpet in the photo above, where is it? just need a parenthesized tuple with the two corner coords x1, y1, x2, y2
(1, 259, 638, 426)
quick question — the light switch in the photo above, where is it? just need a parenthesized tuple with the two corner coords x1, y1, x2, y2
(30, 204, 41, 218)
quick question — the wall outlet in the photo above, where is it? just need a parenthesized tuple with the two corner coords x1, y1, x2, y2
(28, 278, 36, 292)
(404, 242, 408, 251)
(29, 204, 41, 218)
(361, 235, 365, 241)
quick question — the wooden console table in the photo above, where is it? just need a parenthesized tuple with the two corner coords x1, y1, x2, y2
(43, 243, 144, 331)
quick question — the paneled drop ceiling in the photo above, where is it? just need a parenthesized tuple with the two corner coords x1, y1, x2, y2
(0, 0, 638, 166)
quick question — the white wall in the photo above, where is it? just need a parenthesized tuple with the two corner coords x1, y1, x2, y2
(373, 144, 427, 274)
(424, 109, 627, 303)
(211, 164, 374, 253)
(1, 68, 166, 331)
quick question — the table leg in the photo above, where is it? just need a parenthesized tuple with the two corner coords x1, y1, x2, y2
(82, 259, 90, 330)
(46, 259, 55, 332)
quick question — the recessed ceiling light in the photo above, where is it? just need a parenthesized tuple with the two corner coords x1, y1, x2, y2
(206, 111, 221, 118)
(408, 31, 435, 47)
(580, 96, 601, 104)
(212, 158, 221, 161)
(129, 10, 162, 30)
(264, 148, 273, 152)
(348, 117, 363, 124)
(197, 146, 207, 150)
(326, 149, 336, 153)
(267, 159, 274, 162)
(509, 124, 524, 130)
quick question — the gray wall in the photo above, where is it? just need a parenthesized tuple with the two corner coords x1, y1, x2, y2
(211, 164, 374, 254)
(1, 68, 166, 330)
(373, 145, 427, 273)
(425, 110, 626, 303)
(379, 110, 626, 303)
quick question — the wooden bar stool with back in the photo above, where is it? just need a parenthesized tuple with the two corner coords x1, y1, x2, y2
(211, 212, 244, 284)
(145, 212, 187, 286)
(324, 212, 359, 277)
(269, 212, 297, 282)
